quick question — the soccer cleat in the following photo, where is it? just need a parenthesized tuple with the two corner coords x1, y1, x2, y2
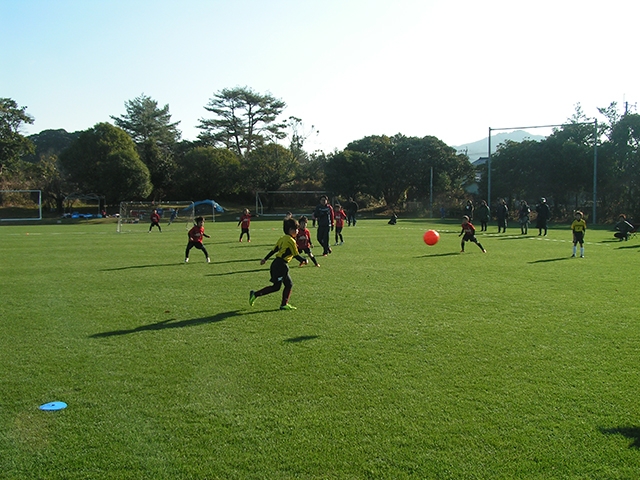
(460, 250, 465, 253)
(249, 290, 257, 307)
(580, 255, 584, 258)
(315, 263, 320, 267)
(280, 304, 297, 310)
(207, 257, 211, 263)
(571, 254, 575, 257)
(185, 258, 189, 263)
(340, 241, 344, 245)
(335, 242, 339, 245)
(482, 249, 487, 253)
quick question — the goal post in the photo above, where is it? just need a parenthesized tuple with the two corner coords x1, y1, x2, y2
(255, 191, 327, 217)
(117, 201, 195, 233)
(0, 190, 42, 222)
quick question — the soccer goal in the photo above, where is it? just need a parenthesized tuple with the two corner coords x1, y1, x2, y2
(255, 191, 327, 217)
(117, 201, 195, 233)
(0, 190, 42, 222)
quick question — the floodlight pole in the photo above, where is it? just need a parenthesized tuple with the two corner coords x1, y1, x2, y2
(487, 128, 492, 208)
(592, 119, 598, 223)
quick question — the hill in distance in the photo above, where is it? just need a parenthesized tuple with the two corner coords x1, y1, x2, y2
(454, 130, 547, 162)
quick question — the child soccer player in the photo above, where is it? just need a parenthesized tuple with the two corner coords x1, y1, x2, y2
(296, 216, 320, 267)
(459, 215, 486, 253)
(334, 203, 346, 245)
(149, 209, 161, 233)
(249, 218, 308, 310)
(571, 211, 587, 258)
(185, 216, 211, 263)
(238, 208, 251, 242)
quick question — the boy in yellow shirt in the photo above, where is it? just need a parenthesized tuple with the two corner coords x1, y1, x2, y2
(571, 211, 587, 258)
(250, 218, 308, 310)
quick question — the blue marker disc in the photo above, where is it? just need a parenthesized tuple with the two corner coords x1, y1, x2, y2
(39, 401, 67, 411)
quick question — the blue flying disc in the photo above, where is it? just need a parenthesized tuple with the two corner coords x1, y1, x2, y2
(39, 401, 67, 411)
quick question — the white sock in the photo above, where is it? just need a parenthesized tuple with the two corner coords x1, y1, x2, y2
(580, 247, 584, 256)
(573, 246, 577, 255)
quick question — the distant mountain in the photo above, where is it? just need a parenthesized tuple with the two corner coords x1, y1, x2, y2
(454, 130, 547, 162)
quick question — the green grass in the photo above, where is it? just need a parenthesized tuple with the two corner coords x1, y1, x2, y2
(1, 218, 639, 479)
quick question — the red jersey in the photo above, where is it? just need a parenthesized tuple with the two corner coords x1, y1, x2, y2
(239, 213, 251, 228)
(461, 222, 476, 236)
(334, 208, 346, 228)
(188, 225, 206, 243)
(296, 227, 312, 250)
(150, 212, 160, 223)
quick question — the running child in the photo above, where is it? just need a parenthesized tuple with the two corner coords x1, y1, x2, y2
(459, 215, 486, 253)
(334, 203, 346, 245)
(296, 216, 319, 267)
(149, 209, 162, 233)
(571, 211, 587, 258)
(238, 208, 251, 242)
(249, 218, 308, 311)
(185, 216, 211, 263)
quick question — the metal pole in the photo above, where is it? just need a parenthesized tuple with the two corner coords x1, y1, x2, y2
(487, 128, 492, 207)
(592, 119, 598, 223)
(429, 166, 433, 218)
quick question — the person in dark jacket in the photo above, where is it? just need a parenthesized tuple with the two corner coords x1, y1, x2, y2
(496, 199, 508, 233)
(535, 197, 551, 236)
(313, 196, 334, 256)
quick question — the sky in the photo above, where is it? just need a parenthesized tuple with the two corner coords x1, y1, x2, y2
(2, 0, 639, 155)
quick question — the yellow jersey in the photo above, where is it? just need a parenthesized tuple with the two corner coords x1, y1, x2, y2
(571, 219, 587, 233)
(273, 234, 300, 263)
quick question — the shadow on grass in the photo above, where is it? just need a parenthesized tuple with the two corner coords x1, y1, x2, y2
(284, 335, 320, 343)
(416, 252, 461, 258)
(206, 268, 265, 277)
(528, 257, 571, 264)
(89, 309, 258, 338)
(100, 263, 185, 271)
(211, 258, 263, 265)
(600, 426, 640, 448)
(496, 235, 536, 241)
(617, 244, 640, 250)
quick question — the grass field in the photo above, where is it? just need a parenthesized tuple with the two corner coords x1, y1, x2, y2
(1, 216, 639, 479)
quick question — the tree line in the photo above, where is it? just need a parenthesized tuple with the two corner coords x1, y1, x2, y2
(1, 91, 638, 221)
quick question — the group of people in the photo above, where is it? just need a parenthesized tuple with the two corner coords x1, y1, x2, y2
(462, 198, 552, 236)
(249, 195, 354, 310)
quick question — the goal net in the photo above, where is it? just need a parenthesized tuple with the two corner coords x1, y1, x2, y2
(117, 201, 195, 233)
(0, 190, 42, 222)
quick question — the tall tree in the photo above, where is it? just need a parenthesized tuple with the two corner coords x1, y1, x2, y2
(111, 94, 181, 146)
(174, 146, 242, 200)
(59, 123, 152, 204)
(111, 94, 180, 200)
(197, 87, 286, 157)
(0, 98, 35, 172)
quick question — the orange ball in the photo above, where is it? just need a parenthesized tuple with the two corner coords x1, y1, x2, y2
(423, 229, 440, 246)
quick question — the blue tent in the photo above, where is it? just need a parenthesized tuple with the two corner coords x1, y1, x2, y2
(182, 199, 225, 213)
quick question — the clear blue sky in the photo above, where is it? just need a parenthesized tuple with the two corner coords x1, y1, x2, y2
(2, 0, 638, 153)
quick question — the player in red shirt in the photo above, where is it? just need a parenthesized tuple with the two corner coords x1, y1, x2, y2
(333, 203, 347, 245)
(185, 216, 211, 263)
(459, 215, 486, 253)
(238, 208, 251, 242)
(149, 209, 162, 233)
(296, 216, 319, 267)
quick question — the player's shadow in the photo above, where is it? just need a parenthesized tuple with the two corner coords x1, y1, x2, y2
(416, 252, 461, 258)
(617, 244, 640, 250)
(100, 263, 184, 271)
(89, 309, 249, 338)
(284, 335, 320, 343)
(206, 268, 264, 277)
(600, 426, 640, 448)
(211, 258, 264, 265)
(528, 257, 571, 264)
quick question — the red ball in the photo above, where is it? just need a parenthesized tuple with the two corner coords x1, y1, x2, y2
(423, 229, 440, 246)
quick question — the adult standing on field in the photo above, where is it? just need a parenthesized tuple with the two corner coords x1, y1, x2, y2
(463, 200, 474, 221)
(535, 197, 551, 236)
(314, 195, 334, 256)
(346, 197, 358, 226)
(496, 199, 508, 233)
(476, 200, 490, 231)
